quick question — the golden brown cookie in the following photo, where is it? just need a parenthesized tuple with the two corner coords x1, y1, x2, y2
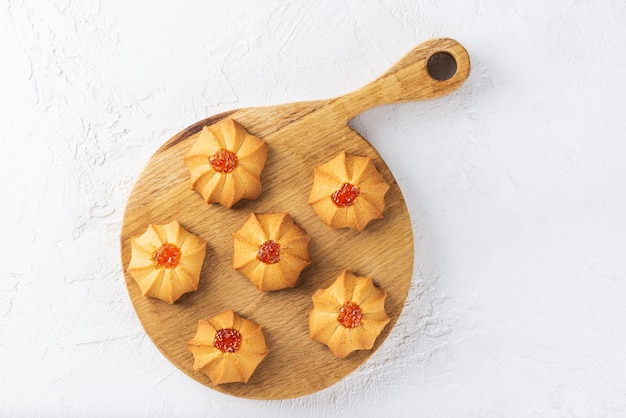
(187, 310, 269, 385)
(232, 212, 311, 291)
(309, 270, 390, 358)
(308, 151, 390, 231)
(184, 118, 268, 208)
(127, 220, 206, 304)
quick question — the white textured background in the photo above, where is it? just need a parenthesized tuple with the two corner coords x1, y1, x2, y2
(2, 0, 626, 416)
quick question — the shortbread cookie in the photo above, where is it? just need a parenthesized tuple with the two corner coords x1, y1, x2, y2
(185, 118, 268, 208)
(308, 151, 389, 231)
(127, 220, 206, 304)
(309, 270, 390, 358)
(233, 212, 311, 291)
(187, 310, 269, 385)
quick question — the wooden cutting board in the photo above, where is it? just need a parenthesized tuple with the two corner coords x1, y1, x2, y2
(120, 38, 470, 399)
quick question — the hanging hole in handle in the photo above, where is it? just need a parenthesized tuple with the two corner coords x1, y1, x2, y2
(427, 51, 457, 81)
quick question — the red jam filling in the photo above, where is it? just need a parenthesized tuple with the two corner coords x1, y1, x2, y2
(153, 243, 181, 269)
(257, 240, 281, 264)
(337, 301, 363, 328)
(331, 183, 360, 207)
(213, 328, 242, 353)
(209, 149, 238, 173)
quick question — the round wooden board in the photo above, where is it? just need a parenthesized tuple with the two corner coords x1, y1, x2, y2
(119, 37, 472, 400)
(120, 102, 414, 399)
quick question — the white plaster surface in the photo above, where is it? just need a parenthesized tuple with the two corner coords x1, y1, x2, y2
(2, 0, 626, 416)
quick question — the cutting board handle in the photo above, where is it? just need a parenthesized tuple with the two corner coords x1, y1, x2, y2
(332, 38, 470, 118)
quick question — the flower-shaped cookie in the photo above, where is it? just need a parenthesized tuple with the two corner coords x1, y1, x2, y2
(232, 212, 311, 291)
(308, 151, 390, 231)
(309, 270, 390, 358)
(187, 310, 269, 385)
(127, 220, 206, 304)
(184, 118, 268, 208)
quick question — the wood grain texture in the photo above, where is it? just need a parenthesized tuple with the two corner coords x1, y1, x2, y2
(120, 38, 470, 399)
